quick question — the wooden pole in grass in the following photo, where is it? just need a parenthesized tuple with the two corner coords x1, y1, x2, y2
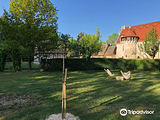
(62, 38, 65, 119)
(62, 68, 67, 119)
(62, 34, 69, 119)
(62, 37, 66, 119)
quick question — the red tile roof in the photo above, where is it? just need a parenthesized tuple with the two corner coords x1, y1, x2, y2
(123, 28, 138, 37)
(117, 21, 160, 44)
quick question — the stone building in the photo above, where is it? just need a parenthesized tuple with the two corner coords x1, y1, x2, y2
(105, 46, 116, 58)
(91, 42, 116, 58)
(116, 21, 160, 59)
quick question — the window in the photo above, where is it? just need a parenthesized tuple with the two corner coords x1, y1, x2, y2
(127, 37, 130, 40)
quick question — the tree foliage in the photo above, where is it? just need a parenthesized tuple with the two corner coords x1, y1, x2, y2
(0, 49, 7, 72)
(106, 33, 119, 46)
(68, 28, 102, 58)
(138, 27, 160, 59)
(0, 0, 58, 70)
(58, 33, 70, 50)
(67, 38, 79, 57)
(0, 14, 22, 72)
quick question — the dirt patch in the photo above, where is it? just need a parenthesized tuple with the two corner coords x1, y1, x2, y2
(0, 94, 41, 111)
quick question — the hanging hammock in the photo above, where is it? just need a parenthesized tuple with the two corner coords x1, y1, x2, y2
(120, 70, 133, 81)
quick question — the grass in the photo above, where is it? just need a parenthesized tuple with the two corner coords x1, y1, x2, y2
(5, 62, 40, 70)
(0, 70, 160, 120)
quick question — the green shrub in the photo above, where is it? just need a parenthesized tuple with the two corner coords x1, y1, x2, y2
(40, 58, 160, 71)
(125, 59, 136, 70)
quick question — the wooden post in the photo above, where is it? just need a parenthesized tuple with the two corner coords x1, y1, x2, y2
(62, 40, 65, 119)
(62, 68, 67, 119)
(64, 69, 67, 117)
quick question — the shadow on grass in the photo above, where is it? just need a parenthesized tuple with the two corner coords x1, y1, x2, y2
(0, 71, 160, 120)
(65, 71, 160, 120)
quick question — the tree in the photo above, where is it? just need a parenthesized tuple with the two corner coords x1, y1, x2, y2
(69, 32, 85, 57)
(58, 33, 70, 75)
(138, 27, 160, 59)
(0, 11, 22, 72)
(6, 0, 58, 70)
(106, 33, 119, 46)
(77, 32, 84, 41)
(77, 28, 102, 58)
(0, 40, 8, 72)
(67, 38, 79, 57)
(58, 34, 70, 50)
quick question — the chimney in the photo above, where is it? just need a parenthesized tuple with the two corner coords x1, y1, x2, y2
(119, 25, 126, 35)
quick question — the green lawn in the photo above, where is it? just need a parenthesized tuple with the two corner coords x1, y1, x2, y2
(0, 70, 160, 120)
(5, 62, 40, 70)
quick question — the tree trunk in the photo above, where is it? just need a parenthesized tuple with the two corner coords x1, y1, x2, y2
(28, 55, 32, 70)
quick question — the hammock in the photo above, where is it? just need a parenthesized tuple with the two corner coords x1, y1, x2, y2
(104, 69, 116, 78)
(123, 71, 130, 76)
(120, 71, 133, 81)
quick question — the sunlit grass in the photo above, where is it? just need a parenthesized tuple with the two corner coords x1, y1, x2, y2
(0, 70, 160, 120)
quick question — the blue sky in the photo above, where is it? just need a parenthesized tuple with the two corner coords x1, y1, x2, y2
(1, 0, 160, 42)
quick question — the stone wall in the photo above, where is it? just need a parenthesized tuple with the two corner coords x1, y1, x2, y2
(123, 40, 137, 59)
(116, 41, 160, 59)
(116, 43, 124, 58)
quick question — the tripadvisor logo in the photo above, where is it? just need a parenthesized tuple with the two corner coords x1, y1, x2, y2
(120, 108, 154, 116)
(120, 109, 127, 116)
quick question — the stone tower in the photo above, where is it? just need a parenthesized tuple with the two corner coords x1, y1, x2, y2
(117, 21, 160, 59)
(117, 26, 139, 59)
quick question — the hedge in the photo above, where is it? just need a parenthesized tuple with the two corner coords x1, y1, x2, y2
(40, 58, 160, 71)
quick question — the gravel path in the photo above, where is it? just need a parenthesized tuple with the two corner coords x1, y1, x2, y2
(44, 113, 80, 120)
